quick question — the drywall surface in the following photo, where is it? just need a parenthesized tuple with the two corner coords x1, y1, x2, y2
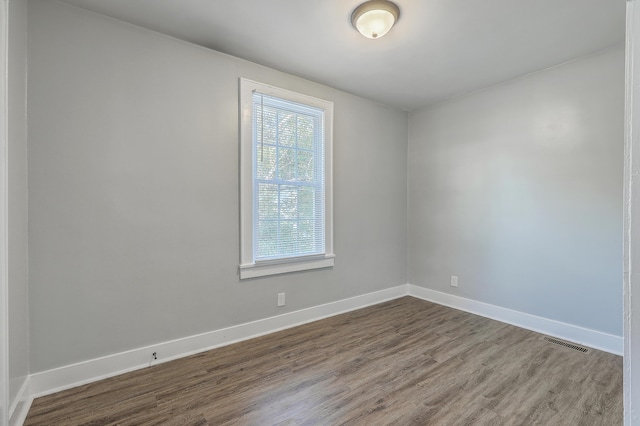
(408, 47, 624, 337)
(27, 0, 408, 372)
(8, 0, 29, 409)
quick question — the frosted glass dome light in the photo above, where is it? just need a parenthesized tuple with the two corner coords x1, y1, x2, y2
(351, 0, 400, 39)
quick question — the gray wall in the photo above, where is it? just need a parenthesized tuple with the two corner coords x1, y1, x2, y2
(8, 0, 29, 408)
(408, 47, 624, 336)
(27, 0, 408, 372)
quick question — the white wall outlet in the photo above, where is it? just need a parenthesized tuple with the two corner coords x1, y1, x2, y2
(277, 292, 286, 306)
(450, 275, 459, 287)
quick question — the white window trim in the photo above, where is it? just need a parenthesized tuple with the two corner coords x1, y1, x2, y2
(239, 78, 334, 279)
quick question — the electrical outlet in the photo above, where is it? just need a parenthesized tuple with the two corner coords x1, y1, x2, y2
(277, 293, 286, 307)
(450, 275, 459, 287)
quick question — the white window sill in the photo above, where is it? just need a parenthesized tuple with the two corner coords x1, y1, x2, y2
(239, 254, 335, 279)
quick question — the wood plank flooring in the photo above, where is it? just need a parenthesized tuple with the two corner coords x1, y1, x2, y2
(25, 297, 623, 425)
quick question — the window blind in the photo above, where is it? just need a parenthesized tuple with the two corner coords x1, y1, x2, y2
(252, 91, 326, 262)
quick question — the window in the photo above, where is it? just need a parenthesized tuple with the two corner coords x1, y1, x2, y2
(239, 78, 334, 279)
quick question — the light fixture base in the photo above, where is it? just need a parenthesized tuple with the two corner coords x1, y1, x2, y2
(351, 0, 400, 39)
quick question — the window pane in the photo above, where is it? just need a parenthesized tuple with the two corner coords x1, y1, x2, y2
(257, 145, 276, 180)
(280, 185, 297, 220)
(257, 220, 277, 258)
(278, 112, 296, 147)
(297, 150, 314, 182)
(279, 220, 297, 255)
(297, 115, 314, 149)
(298, 220, 314, 253)
(263, 106, 277, 144)
(298, 187, 314, 220)
(257, 183, 278, 219)
(278, 147, 295, 181)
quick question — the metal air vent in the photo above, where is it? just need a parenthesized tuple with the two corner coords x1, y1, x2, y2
(543, 336, 589, 353)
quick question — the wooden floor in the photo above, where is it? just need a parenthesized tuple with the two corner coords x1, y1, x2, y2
(25, 297, 622, 425)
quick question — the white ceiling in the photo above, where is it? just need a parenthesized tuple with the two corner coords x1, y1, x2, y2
(57, 0, 625, 111)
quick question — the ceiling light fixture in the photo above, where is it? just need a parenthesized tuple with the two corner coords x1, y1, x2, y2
(351, 0, 400, 39)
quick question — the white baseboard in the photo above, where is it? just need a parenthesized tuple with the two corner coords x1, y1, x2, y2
(29, 285, 409, 399)
(9, 376, 32, 426)
(407, 284, 623, 355)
